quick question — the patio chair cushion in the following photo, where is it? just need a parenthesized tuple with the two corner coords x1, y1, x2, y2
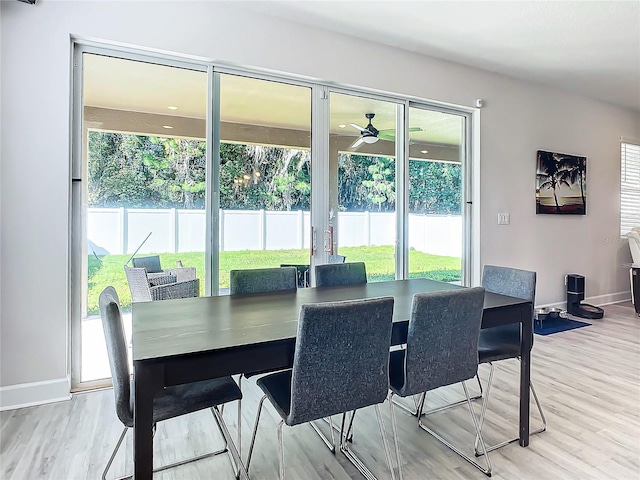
(132, 255, 162, 273)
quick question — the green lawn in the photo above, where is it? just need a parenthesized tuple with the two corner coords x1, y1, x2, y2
(87, 246, 461, 314)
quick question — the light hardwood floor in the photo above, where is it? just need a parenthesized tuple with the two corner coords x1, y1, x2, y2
(1, 303, 639, 479)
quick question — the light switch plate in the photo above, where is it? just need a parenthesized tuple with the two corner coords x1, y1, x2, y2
(497, 213, 510, 225)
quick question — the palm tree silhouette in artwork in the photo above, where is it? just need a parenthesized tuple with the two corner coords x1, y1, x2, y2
(559, 156, 586, 211)
(537, 151, 565, 213)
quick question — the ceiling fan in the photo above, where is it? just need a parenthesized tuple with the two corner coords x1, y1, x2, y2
(348, 113, 422, 150)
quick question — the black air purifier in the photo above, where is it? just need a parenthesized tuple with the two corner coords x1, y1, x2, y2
(566, 274, 604, 319)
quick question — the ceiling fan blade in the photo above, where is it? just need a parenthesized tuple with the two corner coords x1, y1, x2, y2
(377, 127, 423, 135)
(378, 132, 395, 141)
(349, 123, 366, 132)
(349, 137, 365, 150)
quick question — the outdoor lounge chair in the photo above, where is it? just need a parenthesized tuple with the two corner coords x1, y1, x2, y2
(131, 255, 197, 285)
(124, 265, 200, 302)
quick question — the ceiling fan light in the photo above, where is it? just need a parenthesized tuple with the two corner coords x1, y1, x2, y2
(362, 135, 378, 144)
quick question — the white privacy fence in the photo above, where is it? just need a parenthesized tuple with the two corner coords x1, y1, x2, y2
(88, 208, 462, 257)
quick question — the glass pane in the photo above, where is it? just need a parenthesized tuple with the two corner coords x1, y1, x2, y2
(82, 54, 207, 382)
(407, 106, 463, 283)
(218, 74, 312, 293)
(330, 93, 399, 282)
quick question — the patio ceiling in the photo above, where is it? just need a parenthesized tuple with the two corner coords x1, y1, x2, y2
(83, 54, 462, 161)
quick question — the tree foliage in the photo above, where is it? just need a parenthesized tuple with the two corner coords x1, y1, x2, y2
(88, 131, 462, 214)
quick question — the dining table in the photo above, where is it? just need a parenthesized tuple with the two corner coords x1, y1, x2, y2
(131, 278, 533, 479)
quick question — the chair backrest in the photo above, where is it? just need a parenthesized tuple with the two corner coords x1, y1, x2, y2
(628, 230, 640, 264)
(482, 265, 536, 303)
(327, 254, 346, 264)
(400, 287, 485, 396)
(98, 287, 133, 428)
(229, 267, 297, 295)
(280, 264, 310, 288)
(124, 266, 152, 302)
(481, 264, 536, 350)
(314, 262, 367, 287)
(287, 296, 395, 426)
(132, 255, 162, 273)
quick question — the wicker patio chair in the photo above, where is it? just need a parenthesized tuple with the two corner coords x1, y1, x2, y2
(131, 255, 197, 285)
(124, 266, 200, 302)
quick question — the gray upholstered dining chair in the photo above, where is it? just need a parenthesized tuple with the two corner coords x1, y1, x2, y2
(124, 266, 199, 302)
(229, 266, 298, 295)
(228, 266, 298, 455)
(474, 265, 546, 455)
(246, 297, 398, 480)
(98, 286, 245, 480)
(327, 254, 346, 264)
(388, 287, 491, 477)
(314, 261, 367, 287)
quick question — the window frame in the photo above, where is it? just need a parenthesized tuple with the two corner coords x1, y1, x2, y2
(620, 140, 640, 236)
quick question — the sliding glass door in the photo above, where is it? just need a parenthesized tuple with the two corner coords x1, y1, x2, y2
(72, 43, 474, 389)
(407, 106, 466, 284)
(327, 92, 401, 281)
(216, 74, 312, 293)
(73, 51, 208, 386)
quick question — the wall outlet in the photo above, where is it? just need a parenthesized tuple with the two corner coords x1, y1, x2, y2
(497, 213, 510, 225)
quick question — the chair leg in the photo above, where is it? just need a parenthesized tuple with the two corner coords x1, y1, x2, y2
(418, 382, 492, 477)
(102, 427, 129, 480)
(423, 376, 484, 417)
(210, 405, 249, 480)
(339, 406, 397, 480)
(530, 381, 547, 433)
(277, 420, 286, 480)
(103, 405, 242, 480)
(394, 374, 484, 418)
(388, 393, 403, 480)
(322, 415, 352, 443)
(246, 394, 267, 474)
(237, 375, 243, 458)
(391, 393, 421, 417)
(311, 417, 336, 453)
(474, 362, 547, 457)
(474, 363, 495, 455)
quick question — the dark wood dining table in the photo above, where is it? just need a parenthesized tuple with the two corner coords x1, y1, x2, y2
(131, 278, 533, 479)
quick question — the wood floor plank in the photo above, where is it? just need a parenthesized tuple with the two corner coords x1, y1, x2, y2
(1, 302, 638, 479)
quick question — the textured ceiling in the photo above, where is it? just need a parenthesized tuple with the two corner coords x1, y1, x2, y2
(240, 0, 640, 112)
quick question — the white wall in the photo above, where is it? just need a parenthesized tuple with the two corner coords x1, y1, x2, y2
(1, 1, 638, 403)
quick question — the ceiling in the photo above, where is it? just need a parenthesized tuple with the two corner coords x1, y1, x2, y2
(239, 0, 640, 113)
(84, 54, 463, 148)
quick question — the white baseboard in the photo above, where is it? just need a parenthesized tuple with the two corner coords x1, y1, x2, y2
(0, 377, 71, 411)
(538, 291, 631, 310)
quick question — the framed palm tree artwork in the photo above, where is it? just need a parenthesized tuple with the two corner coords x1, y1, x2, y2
(536, 150, 586, 215)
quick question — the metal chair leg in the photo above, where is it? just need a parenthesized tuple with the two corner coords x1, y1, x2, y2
(102, 404, 243, 480)
(390, 394, 421, 416)
(210, 405, 250, 480)
(237, 375, 243, 458)
(388, 393, 403, 480)
(246, 394, 267, 473)
(102, 427, 129, 480)
(393, 374, 484, 418)
(418, 382, 492, 477)
(322, 415, 353, 443)
(311, 417, 336, 453)
(474, 362, 547, 457)
(339, 406, 397, 480)
(277, 420, 285, 480)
